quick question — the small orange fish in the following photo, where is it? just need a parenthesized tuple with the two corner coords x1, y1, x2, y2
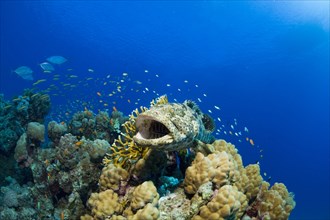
(249, 139, 255, 146)
(60, 121, 65, 125)
(75, 141, 83, 146)
(113, 106, 117, 112)
(60, 211, 64, 220)
(85, 111, 92, 117)
(97, 92, 102, 96)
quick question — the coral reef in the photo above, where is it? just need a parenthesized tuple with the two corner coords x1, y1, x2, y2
(184, 151, 239, 195)
(47, 121, 68, 145)
(0, 90, 50, 155)
(67, 109, 127, 144)
(87, 189, 123, 219)
(99, 164, 129, 192)
(193, 185, 247, 220)
(0, 89, 129, 219)
(0, 177, 36, 220)
(0, 94, 24, 155)
(23, 90, 51, 124)
(0, 93, 295, 220)
(83, 97, 296, 220)
(103, 106, 150, 169)
(0, 91, 50, 186)
(27, 122, 45, 142)
(243, 181, 296, 220)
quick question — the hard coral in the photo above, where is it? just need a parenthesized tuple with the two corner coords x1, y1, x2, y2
(47, 121, 68, 144)
(82, 138, 110, 161)
(24, 90, 51, 123)
(27, 122, 45, 142)
(99, 164, 129, 192)
(245, 164, 263, 201)
(69, 110, 126, 143)
(131, 203, 159, 220)
(184, 151, 238, 194)
(130, 181, 159, 211)
(87, 189, 123, 219)
(258, 182, 296, 220)
(103, 106, 149, 169)
(193, 185, 247, 220)
(84, 98, 296, 220)
(130, 149, 167, 183)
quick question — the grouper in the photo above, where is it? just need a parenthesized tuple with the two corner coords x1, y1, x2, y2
(133, 100, 215, 151)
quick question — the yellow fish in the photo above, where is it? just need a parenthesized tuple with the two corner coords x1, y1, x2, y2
(18, 106, 27, 111)
(33, 79, 47, 86)
(3, 105, 12, 110)
(31, 94, 39, 98)
(12, 97, 21, 102)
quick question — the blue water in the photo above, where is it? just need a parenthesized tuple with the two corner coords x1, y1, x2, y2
(0, 1, 329, 219)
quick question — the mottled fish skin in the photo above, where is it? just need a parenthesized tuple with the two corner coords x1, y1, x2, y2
(133, 101, 213, 151)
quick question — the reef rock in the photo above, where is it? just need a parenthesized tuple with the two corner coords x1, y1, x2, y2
(27, 122, 45, 142)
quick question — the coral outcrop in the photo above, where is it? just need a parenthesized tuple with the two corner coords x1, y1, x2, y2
(99, 164, 129, 192)
(184, 151, 239, 194)
(68, 110, 127, 143)
(0, 91, 50, 155)
(87, 189, 123, 219)
(0, 91, 50, 185)
(0, 177, 36, 220)
(27, 122, 45, 142)
(193, 185, 247, 220)
(83, 97, 295, 220)
(47, 121, 68, 144)
(0, 93, 295, 220)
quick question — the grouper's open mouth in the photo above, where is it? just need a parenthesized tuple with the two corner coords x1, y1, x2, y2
(134, 115, 172, 143)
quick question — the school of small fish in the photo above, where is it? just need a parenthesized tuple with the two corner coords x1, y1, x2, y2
(14, 57, 265, 164)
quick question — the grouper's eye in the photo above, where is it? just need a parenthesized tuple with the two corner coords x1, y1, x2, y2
(137, 118, 170, 139)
